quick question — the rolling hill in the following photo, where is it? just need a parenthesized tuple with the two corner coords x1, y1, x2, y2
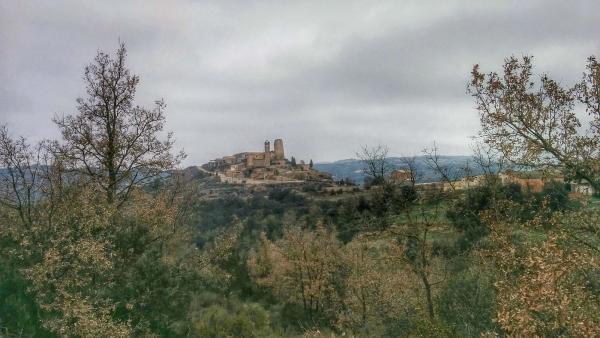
(314, 156, 485, 184)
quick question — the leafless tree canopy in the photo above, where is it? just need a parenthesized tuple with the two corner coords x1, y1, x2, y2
(399, 156, 419, 187)
(54, 43, 184, 205)
(0, 127, 66, 228)
(0, 126, 41, 226)
(356, 144, 391, 185)
(422, 143, 465, 191)
(469, 55, 600, 190)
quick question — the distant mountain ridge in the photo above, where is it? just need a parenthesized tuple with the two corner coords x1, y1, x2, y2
(2, 156, 484, 187)
(314, 156, 484, 184)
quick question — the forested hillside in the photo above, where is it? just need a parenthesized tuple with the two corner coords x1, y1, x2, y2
(1, 45, 599, 338)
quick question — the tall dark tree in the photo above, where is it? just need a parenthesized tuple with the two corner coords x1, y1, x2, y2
(54, 43, 183, 205)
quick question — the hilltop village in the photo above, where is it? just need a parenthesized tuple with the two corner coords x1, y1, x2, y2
(202, 138, 332, 185)
(199, 139, 597, 197)
(196, 137, 599, 199)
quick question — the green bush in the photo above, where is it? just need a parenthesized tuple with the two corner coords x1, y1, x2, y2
(0, 260, 53, 337)
(192, 303, 276, 338)
(447, 184, 526, 252)
(437, 271, 499, 337)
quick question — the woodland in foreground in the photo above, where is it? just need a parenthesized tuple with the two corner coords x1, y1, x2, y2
(0, 45, 599, 337)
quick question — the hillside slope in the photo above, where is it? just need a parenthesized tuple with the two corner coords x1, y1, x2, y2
(314, 156, 484, 184)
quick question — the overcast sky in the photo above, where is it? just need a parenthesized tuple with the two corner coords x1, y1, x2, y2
(1, 1, 598, 165)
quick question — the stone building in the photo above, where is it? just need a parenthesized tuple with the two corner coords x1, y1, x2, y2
(243, 138, 285, 167)
(571, 180, 595, 196)
(202, 138, 333, 185)
(499, 170, 563, 193)
(390, 169, 413, 183)
(205, 138, 287, 173)
(274, 139, 284, 161)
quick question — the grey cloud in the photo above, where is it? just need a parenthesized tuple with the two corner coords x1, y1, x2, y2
(1, 0, 599, 164)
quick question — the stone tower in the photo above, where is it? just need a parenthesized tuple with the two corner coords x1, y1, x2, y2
(274, 139, 284, 160)
(264, 140, 271, 166)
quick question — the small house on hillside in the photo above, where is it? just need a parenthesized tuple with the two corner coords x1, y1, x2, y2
(571, 180, 595, 196)
(390, 169, 412, 183)
(499, 170, 563, 193)
(453, 175, 487, 190)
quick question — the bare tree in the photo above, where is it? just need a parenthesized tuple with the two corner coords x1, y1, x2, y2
(0, 127, 65, 228)
(388, 160, 446, 321)
(0, 126, 40, 227)
(422, 142, 463, 192)
(469, 55, 600, 190)
(470, 140, 511, 187)
(54, 43, 184, 205)
(400, 156, 419, 187)
(356, 144, 392, 186)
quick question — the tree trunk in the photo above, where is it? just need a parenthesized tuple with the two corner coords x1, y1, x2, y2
(420, 272, 435, 320)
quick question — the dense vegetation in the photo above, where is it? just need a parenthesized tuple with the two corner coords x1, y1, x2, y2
(1, 46, 599, 337)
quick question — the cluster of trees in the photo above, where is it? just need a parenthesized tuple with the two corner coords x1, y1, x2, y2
(0, 44, 238, 337)
(1, 45, 599, 337)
